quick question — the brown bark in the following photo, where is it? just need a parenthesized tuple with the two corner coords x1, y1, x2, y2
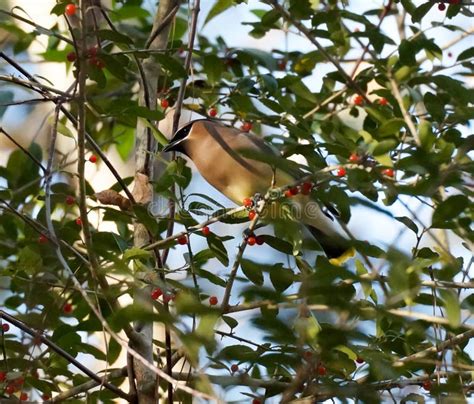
(131, 1, 180, 403)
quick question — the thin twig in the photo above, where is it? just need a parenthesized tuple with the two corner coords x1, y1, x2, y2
(265, 0, 369, 101)
(0, 51, 136, 204)
(145, 3, 181, 49)
(0, 127, 46, 172)
(0, 9, 73, 45)
(388, 76, 421, 145)
(0, 311, 130, 401)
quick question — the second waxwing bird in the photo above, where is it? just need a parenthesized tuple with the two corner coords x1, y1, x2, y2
(163, 119, 353, 260)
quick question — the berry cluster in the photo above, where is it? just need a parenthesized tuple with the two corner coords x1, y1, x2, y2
(151, 287, 176, 303)
(334, 153, 395, 179)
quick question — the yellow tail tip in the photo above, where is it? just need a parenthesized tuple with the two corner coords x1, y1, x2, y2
(329, 247, 356, 266)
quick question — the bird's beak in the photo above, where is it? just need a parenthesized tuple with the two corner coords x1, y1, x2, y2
(162, 139, 184, 152)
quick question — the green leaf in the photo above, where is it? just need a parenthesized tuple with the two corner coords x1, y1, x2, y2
(395, 216, 418, 234)
(196, 267, 226, 287)
(418, 120, 436, 151)
(204, 0, 234, 25)
(56, 121, 75, 138)
(222, 316, 238, 329)
(373, 139, 398, 155)
(378, 119, 405, 137)
(155, 54, 187, 78)
(203, 54, 225, 85)
(262, 235, 293, 255)
(0, 91, 14, 118)
(439, 289, 461, 328)
(127, 106, 164, 121)
(457, 46, 474, 62)
(412, 2, 434, 23)
(207, 234, 229, 266)
(432, 195, 469, 227)
(269, 264, 294, 292)
(17, 246, 42, 274)
(424, 92, 445, 122)
(241, 259, 264, 286)
(97, 29, 134, 45)
(399, 39, 417, 66)
(218, 344, 257, 361)
(355, 259, 372, 299)
(123, 247, 152, 261)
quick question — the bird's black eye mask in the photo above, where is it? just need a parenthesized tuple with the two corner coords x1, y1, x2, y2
(163, 119, 208, 153)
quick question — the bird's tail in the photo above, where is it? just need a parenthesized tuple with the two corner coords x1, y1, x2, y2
(306, 225, 355, 265)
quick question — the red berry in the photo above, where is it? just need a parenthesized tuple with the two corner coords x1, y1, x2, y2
(89, 155, 97, 163)
(87, 46, 98, 58)
(230, 364, 239, 373)
(241, 122, 252, 132)
(248, 210, 256, 220)
(75, 217, 82, 226)
(65, 3, 76, 16)
(38, 234, 48, 244)
(161, 99, 169, 108)
(66, 51, 76, 62)
(438, 2, 446, 10)
(277, 60, 287, 70)
(94, 59, 105, 69)
(289, 186, 299, 196)
(247, 236, 256, 246)
(151, 288, 162, 300)
(284, 190, 292, 198)
(317, 365, 327, 376)
(163, 294, 173, 304)
(31, 369, 39, 379)
(209, 296, 218, 305)
(423, 380, 432, 391)
(5, 385, 15, 395)
(447, 51, 453, 58)
(336, 167, 346, 177)
(300, 182, 313, 195)
(378, 97, 388, 106)
(209, 108, 217, 117)
(42, 394, 51, 401)
(20, 392, 28, 401)
(243, 197, 253, 208)
(349, 153, 360, 163)
(65, 195, 75, 205)
(449, 0, 460, 4)
(14, 376, 24, 386)
(0, 371, 6, 381)
(356, 357, 364, 364)
(177, 235, 188, 245)
(2, 323, 9, 332)
(252, 399, 262, 404)
(382, 168, 394, 177)
(256, 236, 264, 245)
(63, 303, 73, 314)
(201, 226, 211, 236)
(354, 95, 364, 106)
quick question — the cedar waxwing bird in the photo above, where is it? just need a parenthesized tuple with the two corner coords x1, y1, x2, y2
(163, 119, 353, 260)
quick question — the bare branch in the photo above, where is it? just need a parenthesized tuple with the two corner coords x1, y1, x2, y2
(0, 311, 130, 401)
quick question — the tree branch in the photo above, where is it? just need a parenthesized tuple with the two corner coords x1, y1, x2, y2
(265, 0, 369, 101)
(0, 311, 130, 401)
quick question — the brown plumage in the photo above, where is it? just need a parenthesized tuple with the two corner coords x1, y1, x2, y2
(164, 119, 352, 259)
